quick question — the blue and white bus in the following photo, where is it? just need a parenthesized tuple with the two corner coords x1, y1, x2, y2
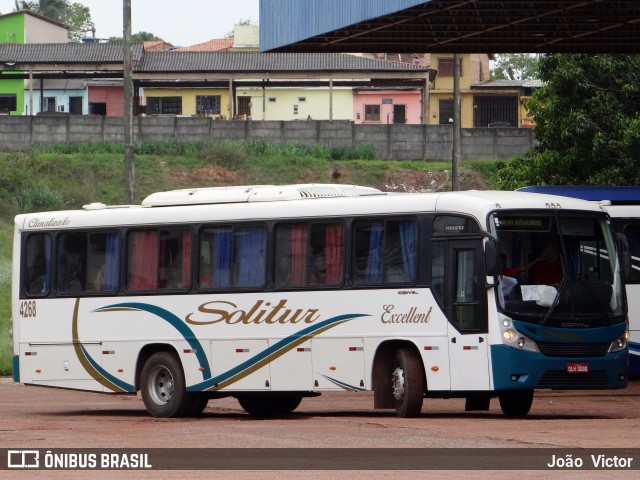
(518, 185, 640, 377)
(11, 185, 629, 418)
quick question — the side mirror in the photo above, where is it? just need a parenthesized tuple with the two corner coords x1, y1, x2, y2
(484, 239, 499, 277)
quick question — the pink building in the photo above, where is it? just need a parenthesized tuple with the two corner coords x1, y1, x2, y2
(353, 90, 422, 125)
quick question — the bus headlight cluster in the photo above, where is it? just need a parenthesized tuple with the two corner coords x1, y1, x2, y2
(500, 319, 539, 353)
(608, 331, 628, 353)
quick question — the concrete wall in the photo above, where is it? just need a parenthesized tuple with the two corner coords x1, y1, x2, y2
(0, 116, 534, 161)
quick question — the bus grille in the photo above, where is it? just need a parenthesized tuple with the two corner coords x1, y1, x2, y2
(539, 370, 609, 387)
(537, 342, 610, 357)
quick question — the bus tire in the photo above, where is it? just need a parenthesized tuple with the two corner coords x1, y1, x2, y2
(391, 347, 424, 418)
(498, 389, 534, 417)
(186, 393, 209, 417)
(140, 352, 194, 418)
(237, 394, 302, 417)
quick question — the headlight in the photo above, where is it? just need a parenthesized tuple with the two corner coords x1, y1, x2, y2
(609, 332, 628, 353)
(499, 315, 539, 353)
(503, 329, 516, 341)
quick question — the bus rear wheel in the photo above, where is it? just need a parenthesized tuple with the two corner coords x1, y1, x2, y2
(237, 394, 302, 417)
(391, 347, 424, 418)
(140, 352, 194, 418)
(498, 389, 534, 417)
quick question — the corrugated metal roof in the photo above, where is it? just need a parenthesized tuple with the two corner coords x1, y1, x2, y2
(0, 43, 144, 64)
(471, 79, 543, 89)
(136, 51, 430, 73)
(260, 0, 425, 52)
(260, 0, 640, 54)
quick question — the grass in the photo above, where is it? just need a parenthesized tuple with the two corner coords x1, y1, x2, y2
(0, 140, 495, 375)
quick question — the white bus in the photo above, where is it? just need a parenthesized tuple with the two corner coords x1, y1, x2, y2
(11, 185, 629, 418)
(518, 185, 640, 377)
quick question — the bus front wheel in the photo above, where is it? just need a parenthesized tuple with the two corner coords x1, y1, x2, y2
(498, 389, 534, 417)
(391, 347, 424, 418)
(140, 352, 194, 418)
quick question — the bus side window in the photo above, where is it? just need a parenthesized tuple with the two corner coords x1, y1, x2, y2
(56, 233, 87, 293)
(159, 229, 191, 290)
(623, 223, 640, 283)
(127, 230, 159, 291)
(199, 225, 266, 290)
(88, 232, 120, 292)
(25, 233, 52, 296)
(352, 218, 417, 286)
(274, 222, 344, 288)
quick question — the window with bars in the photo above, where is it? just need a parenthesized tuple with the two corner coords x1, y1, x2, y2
(439, 99, 454, 125)
(196, 95, 221, 115)
(146, 97, 182, 115)
(438, 57, 462, 77)
(0, 94, 17, 112)
(473, 95, 518, 127)
(364, 104, 381, 122)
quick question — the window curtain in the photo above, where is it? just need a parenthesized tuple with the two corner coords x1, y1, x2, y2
(235, 226, 266, 287)
(128, 231, 158, 290)
(365, 222, 384, 283)
(103, 233, 120, 291)
(291, 224, 308, 285)
(325, 224, 344, 284)
(213, 229, 232, 288)
(399, 220, 417, 282)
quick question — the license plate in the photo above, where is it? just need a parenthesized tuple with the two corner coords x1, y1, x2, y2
(567, 362, 589, 373)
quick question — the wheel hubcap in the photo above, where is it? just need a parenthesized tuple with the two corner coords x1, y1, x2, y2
(148, 365, 174, 406)
(392, 367, 405, 401)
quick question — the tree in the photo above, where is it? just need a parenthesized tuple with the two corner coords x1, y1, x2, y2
(494, 54, 640, 189)
(63, 3, 94, 41)
(109, 32, 164, 43)
(491, 53, 539, 80)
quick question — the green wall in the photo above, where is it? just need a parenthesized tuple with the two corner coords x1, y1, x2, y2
(0, 14, 25, 115)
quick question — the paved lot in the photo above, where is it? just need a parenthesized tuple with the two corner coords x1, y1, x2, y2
(0, 378, 638, 479)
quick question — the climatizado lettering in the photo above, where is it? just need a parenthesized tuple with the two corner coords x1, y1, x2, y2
(185, 300, 321, 326)
(28, 217, 71, 228)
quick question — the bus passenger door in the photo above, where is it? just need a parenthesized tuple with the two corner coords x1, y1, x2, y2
(440, 240, 490, 390)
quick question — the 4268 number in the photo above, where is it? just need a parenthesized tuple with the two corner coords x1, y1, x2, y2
(19, 300, 37, 318)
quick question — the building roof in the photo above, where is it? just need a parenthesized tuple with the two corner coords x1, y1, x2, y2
(260, 0, 640, 54)
(0, 42, 144, 65)
(472, 79, 543, 89)
(143, 41, 174, 51)
(135, 51, 431, 73)
(175, 39, 234, 52)
(0, 9, 68, 30)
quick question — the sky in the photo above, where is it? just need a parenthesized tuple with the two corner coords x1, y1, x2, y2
(0, 0, 260, 47)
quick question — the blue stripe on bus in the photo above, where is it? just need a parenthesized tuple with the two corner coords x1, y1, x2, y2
(80, 344, 135, 392)
(95, 302, 212, 380)
(319, 374, 366, 392)
(188, 313, 368, 392)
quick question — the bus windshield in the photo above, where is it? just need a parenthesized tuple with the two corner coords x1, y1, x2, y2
(493, 212, 625, 327)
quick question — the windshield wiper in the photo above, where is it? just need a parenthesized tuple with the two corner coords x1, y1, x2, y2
(539, 276, 567, 325)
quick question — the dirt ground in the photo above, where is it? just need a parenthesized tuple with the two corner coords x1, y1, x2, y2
(0, 377, 638, 479)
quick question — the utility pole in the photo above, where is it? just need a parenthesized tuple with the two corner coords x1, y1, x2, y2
(123, 0, 136, 204)
(451, 53, 461, 191)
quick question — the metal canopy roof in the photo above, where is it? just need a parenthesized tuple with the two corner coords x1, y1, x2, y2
(261, 0, 640, 54)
